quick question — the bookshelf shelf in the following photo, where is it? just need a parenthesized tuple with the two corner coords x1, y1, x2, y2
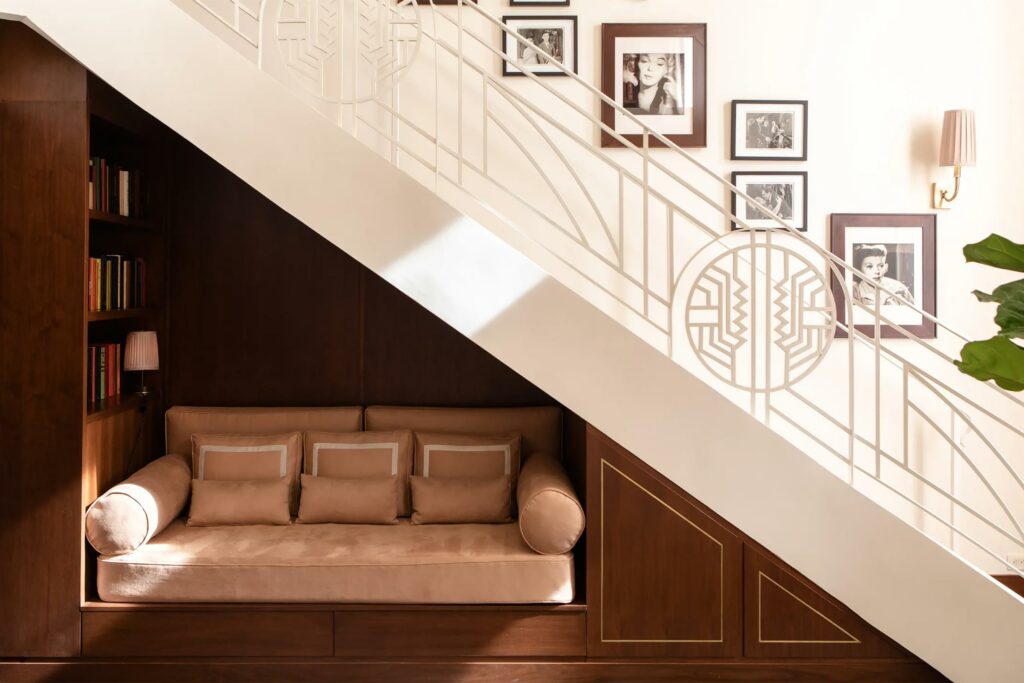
(86, 392, 145, 423)
(87, 308, 155, 323)
(89, 210, 157, 232)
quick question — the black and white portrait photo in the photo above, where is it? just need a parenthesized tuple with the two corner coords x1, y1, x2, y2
(503, 16, 577, 77)
(731, 172, 808, 231)
(830, 215, 937, 339)
(850, 243, 915, 307)
(621, 53, 685, 115)
(602, 24, 706, 148)
(732, 100, 808, 160)
(746, 112, 793, 150)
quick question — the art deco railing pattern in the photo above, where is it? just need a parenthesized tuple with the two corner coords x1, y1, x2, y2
(177, 0, 1024, 576)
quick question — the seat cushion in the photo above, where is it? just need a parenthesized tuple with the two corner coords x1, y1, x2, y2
(97, 519, 574, 604)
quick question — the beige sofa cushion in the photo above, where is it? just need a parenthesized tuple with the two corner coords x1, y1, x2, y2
(410, 475, 512, 524)
(191, 432, 302, 515)
(188, 478, 291, 526)
(98, 519, 575, 604)
(304, 430, 412, 516)
(297, 474, 400, 524)
(366, 406, 561, 459)
(85, 453, 192, 556)
(413, 432, 522, 487)
(166, 406, 363, 456)
(517, 452, 585, 554)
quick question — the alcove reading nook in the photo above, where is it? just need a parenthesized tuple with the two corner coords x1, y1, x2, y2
(0, 22, 939, 680)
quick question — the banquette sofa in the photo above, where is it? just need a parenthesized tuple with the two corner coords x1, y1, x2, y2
(85, 405, 585, 604)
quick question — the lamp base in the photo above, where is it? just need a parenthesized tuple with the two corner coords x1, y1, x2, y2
(136, 386, 152, 397)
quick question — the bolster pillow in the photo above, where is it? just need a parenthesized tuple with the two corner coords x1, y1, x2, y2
(517, 452, 585, 555)
(85, 453, 192, 556)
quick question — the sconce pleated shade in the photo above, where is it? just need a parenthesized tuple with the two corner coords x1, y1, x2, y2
(124, 331, 159, 371)
(939, 109, 976, 167)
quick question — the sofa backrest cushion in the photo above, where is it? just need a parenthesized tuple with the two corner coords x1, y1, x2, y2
(365, 406, 561, 459)
(166, 406, 363, 457)
(304, 430, 413, 516)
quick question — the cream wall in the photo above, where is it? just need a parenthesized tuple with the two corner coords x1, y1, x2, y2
(386, 0, 1024, 569)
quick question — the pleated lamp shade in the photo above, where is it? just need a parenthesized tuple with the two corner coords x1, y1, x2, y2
(124, 331, 159, 371)
(939, 109, 976, 167)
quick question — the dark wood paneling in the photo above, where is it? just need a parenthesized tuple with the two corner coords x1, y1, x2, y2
(0, 659, 946, 682)
(993, 574, 1024, 599)
(744, 547, 909, 659)
(166, 142, 363, 407)
(166, 140, 553, 410)
(81, 611, 333, 657)
(587, 427, 743, 658)
(0, 20, 87, 103)
(360, 272, 552, 407)
(334, 610, 585, 658)
(0, 21, 87, 658)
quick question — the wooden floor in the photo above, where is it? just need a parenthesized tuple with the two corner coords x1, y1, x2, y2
(0, 659, 946, 682)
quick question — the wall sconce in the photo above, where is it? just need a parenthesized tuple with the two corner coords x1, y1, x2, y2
(932, 109, 975, 209)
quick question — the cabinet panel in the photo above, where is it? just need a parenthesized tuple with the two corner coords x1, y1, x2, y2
(586, 427, 743, 658)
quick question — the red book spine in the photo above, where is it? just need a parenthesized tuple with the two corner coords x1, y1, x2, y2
(115, 343, 121, 396)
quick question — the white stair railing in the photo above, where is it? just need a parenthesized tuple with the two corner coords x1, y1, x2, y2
(178, 0, 1024, 578)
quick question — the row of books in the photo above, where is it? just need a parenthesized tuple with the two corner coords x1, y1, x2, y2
(88, 157, 146, 218)
(88, 343, 121, 404)
(88, 255, 146, 312)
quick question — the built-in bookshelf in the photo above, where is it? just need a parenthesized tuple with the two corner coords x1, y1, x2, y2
(85, 76, 166, 421)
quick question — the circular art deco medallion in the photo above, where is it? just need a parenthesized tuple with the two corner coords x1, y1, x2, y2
(684, 240, 836, 393)
(276, 0, 422, 103)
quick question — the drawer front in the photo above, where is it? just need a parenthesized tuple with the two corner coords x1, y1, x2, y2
(82, 611, 333, 657)
(334, 610, 586, 658)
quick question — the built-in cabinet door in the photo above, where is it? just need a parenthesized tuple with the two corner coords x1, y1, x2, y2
(586, 427, 743, 658)
(743, 547, 911, 659)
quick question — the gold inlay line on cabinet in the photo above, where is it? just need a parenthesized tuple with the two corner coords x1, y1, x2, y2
(600, 459, 724, 643)
(757, 572, 860, 644)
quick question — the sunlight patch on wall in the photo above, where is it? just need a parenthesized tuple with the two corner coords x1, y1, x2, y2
(381, 217, 547, 338)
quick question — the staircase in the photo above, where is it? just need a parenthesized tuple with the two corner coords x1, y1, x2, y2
(6, 1, 1024, 679)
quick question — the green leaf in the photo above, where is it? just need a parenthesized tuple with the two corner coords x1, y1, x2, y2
(963, 234, 1024, 272)
(955, 336, 1024, 391)
(971, 280, 1024, 338)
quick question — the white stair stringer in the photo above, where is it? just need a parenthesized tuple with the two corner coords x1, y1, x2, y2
(4, 2, 1024, 680)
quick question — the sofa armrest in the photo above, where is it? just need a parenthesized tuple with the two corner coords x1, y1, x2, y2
(517, 451, 585, 555)
(85, 453, 191, 556)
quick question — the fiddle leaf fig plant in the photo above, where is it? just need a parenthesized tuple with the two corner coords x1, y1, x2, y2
(955, 234, 1024, 391)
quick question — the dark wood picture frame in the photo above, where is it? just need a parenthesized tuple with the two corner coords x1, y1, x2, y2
(511, 0, 570, 6)
(731, 100, 808, 161)
(426, 0, 477, 4)
(502, 16, 578, 77)
(730, 171, 808, 232)
(600, 23, 707, 149)
(830, 214, 937, 339)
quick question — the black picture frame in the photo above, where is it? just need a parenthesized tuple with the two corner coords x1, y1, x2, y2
(730, 171, 808, 232)
(510, 0, 570, 6)
(731, 100, 808, 161)
(829, 213, 937, 339)
(502, 15, 578, 77)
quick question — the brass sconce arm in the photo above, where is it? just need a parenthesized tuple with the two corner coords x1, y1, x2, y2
(933, 165, 963, 209)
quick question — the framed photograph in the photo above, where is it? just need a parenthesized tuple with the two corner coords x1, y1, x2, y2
(511, 0, 569, 5)
(830, 214, 937, 339)
(731, 171, 807, 231)
(601, 23, 707, 148)
(731, 100, 808, 160)
(503, 16, 578, 77)
(428, 1, 477, 4)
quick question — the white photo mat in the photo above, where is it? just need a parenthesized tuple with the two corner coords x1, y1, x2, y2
(614, 36, 695, 136)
